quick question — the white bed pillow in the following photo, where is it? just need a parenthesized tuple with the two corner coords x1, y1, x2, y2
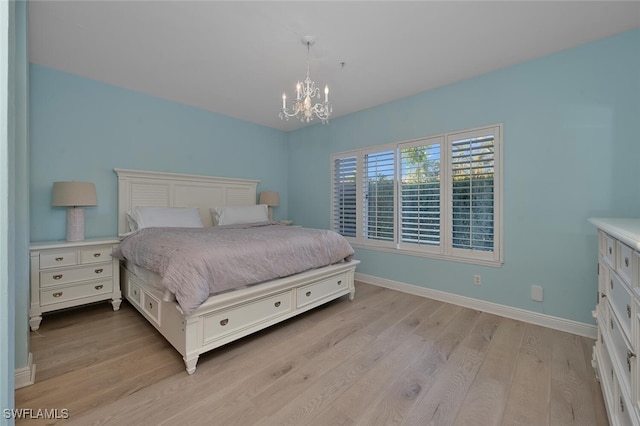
(210, 205, 269, 226)
(127, 207, 204, 231)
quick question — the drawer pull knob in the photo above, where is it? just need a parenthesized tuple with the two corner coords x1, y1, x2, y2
(610, 279, 613, 290)
(220, 318, 229, 326)
(55, 257, 64, 262)
(94, 268, 103, 274)
(337, 280, 342, 285)
(148, 302, 153, 310)
(610, 319, 614, 330)
(627, 350, 635, 372)
(625, 257, 629, 267)
(93, 253, 101, 258)
(609, 247, 612, 255)
(53, 274, 63, 280)
(627, 304, 631, 318)
(274, 301, 281, 307)
(95, 285, 103, 290)
(53, 292, 63, 298)
(621, 397, 625, 413)
(306, 291, 311, 297)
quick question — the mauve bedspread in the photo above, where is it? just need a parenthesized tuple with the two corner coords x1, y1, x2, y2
(114, 223, 355, 315)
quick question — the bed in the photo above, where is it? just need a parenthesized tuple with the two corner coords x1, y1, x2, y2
(114, 168, 359, 374)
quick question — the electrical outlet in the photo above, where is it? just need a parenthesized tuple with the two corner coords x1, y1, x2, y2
(531, 285, 543, 302)
(473, 275, 481, 286)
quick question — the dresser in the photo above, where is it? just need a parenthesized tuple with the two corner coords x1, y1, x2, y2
(29, 238, 122, 331)
(590, 218, 640, 426)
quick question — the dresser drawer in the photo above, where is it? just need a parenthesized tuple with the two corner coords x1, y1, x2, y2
(635, 251, 640, 289)
(607, 306, 634, 398)
(599, 231, 607, 257)
(617, 394, 634, 426)
(40, 279, 113, 306)
(202, 291, 291, 344)
(617, 242, 634, 286)
(296, 274, 348, 308)
(599, 260, 609, 301)
(80, 245, 113, 264)
(596, 330, 615, 410)
(605, 233, 617, 267)
(609, 271, 633, 337)
(40, 249, 77, 269)
(40, 262, 113, 287)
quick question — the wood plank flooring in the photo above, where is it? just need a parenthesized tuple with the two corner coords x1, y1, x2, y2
(15, 282, 608, 425)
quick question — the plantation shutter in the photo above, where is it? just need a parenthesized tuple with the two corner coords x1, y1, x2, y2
(363, 150, 395, 243)
(450, 132, 496, 253)
(331, 124, 502, 266)
(332, 156, 357, 237)
(399, 138, 443, 250)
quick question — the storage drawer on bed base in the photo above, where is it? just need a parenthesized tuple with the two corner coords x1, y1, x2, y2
(124, 275, 161, 327)
(142, 292, 161, 326)
(202, 291, 292, 345)
(296, 273, 349, 309)
(127, 279, 142, 306)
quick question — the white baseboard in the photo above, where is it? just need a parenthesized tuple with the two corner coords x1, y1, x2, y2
(355, 273, 597, 339)
(14, 352, 36, 389)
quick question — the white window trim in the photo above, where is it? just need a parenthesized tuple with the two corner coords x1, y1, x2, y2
(330, 124, 504, 268)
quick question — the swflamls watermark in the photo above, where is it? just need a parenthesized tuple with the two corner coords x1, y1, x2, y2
(3, 408, 69, 420)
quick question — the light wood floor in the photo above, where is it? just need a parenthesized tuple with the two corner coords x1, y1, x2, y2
(16, 282, 608, 425)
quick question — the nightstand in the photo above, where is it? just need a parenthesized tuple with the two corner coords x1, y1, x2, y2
(29, 238, 122, 331)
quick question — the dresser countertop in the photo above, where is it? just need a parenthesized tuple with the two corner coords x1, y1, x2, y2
(589, 217, 640, 250)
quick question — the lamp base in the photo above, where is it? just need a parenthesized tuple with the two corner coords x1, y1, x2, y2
(66, 207, 85, 242)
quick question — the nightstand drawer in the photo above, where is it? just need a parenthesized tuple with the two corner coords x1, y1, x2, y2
(80, 246, 113, 264)
(40, 249, 77, 269)
(40, 279, 113, 306)
(40, 262, 113, 287)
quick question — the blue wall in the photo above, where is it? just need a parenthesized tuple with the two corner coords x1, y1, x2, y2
(287, 30, 640, 324)
(29, 66, 290, 242)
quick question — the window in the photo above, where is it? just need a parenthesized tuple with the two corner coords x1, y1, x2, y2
(399, 136, 443, 252)
(332, 156, 357, 237)
(331, 124, 502, 266)
(363, 150, 395, 245)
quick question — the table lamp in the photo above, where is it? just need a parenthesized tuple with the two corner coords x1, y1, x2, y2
(259, 191, 279, 220)
(51, 181, 97, 241)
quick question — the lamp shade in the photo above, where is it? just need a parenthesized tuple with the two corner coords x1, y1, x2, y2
(51, 182, 98, 207)
(259, 191, 279, 207)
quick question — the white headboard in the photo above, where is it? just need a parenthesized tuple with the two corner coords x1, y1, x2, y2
(115, 169, 259, 236)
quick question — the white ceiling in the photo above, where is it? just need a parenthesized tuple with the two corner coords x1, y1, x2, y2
(28, 1, 640, 132)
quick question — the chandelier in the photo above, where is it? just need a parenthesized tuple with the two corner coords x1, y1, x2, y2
(280, 36, 332, 124)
